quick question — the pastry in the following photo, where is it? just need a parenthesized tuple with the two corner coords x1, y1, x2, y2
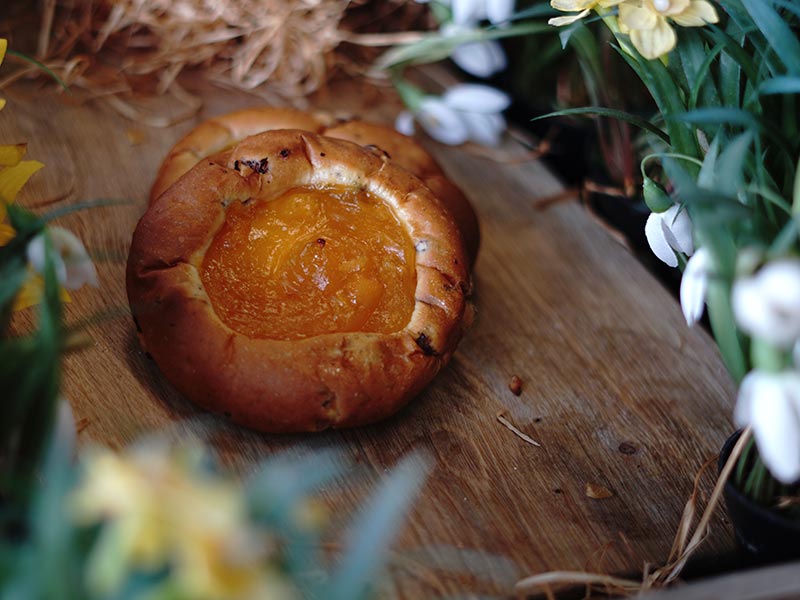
(127, 130, 472, 433)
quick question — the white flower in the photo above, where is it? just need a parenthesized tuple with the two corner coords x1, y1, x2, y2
(733, 259, 800, 349)
(735, 370, 800, 484)
(644, 203, 694, 268)
(680, 247, 712, 327)
(425, 0, 515, 25)
(27, 226, 98, 290)
(55, 398, 77, 456)
(395, 83, 511, 146)
(443, 23, 508, 78)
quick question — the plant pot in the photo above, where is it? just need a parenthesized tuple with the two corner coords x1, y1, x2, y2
(719, 430, 800, 564)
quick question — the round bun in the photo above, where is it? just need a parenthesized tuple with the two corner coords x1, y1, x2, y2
(149, 108, 480, 266)
(128, 130, 472, 433)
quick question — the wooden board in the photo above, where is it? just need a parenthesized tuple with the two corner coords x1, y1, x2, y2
(2, 76, 739, 597)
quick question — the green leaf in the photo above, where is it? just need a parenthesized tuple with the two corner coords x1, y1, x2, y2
(793, 154, 800, 216)
(741, 0, 800, 75)
(760, 76, 800, 95)
(717, 131, 754, 197)
(7, 50, 70, 92)
(768, 217, 797, 256)
(375, 22, 552, 70)
(42, 198, 131, 223)
(698, 135, 721, 188)
(532, 106, 670, 143)
(687, 43, 724, 110)
(675, 107, 793, 157)
(327, 455, 430, 600)
(770, 0, 800, 18)
(508, 4, 558, 20)
(611, 40, 701, 158)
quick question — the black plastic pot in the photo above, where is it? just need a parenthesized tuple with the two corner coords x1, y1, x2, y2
(719, 430, 800, 564)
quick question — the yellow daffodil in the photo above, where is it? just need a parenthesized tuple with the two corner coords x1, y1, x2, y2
(0, 38, 79, 310)
(71, 445, 296, 600)
(618, 0, 719, 59)
(548, 0, 626, 27)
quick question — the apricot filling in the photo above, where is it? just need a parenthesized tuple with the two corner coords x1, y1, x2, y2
(200, 185, 417, 340)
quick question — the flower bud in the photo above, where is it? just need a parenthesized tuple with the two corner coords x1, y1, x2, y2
(642, 177, 673, 213)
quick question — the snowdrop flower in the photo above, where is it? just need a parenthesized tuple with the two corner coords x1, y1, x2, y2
(442, 23, 507, 78)
(733, 259, 800, 349)
(395, 83, 511, 146)
(679, 246, 712, 327)
(644, 203, 694, 268)
(735, 370, 800, 484)
(418, 0, 515, 26)
(27, 226, 98, 290)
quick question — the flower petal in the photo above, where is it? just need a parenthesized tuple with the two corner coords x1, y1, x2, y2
(672, 0, 719, 26)
(551, 0, 595, 11)
(661, 203, 694, 255)
(654, 0, 690, 16)
(748, 374, 800, 484)
(452, 0, 484, 25)
(0, 159, 44, 203)
(734, 371, 758, 429)
(548, 9, 591, 26)
(451, 39, 508, 78)
(50, 226, 99, 289)
(0, 143, 27, 167)
(630, 16, 677, 59)
(27, 232, 68, 285)
(619, 4, 659, 30)
(395, 111, 415, 136)
(680, 247, 711, 326)
(645, 212, 678, 267)
(417, 98, 470, 145)
(442, 83, 511, 113)
(733, 260, 800, 348)
(461, 111, 506, 146)
(55, 398, 77, 455)
(487, 0, 516, 24)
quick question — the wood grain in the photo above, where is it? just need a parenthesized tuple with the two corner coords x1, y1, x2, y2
(1, 76, 738, 597)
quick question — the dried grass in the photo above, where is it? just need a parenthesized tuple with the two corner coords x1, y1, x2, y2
(1, 0, 427, 122)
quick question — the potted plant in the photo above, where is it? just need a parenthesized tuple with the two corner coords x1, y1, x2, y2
(379, 0, 800, 563)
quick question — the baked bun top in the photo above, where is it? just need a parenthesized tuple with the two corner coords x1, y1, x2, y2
(149, 107, 480, 266)
(127, 130, 472, 433)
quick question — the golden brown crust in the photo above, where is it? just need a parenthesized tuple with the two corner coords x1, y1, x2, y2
(128, 131, 471, 433)
(149, 108, 480, 266)
(150, 107, 326, 203)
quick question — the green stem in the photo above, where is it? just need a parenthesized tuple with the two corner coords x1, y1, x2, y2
(705, 279, 748, 384)
(750, 338, 789, 373)
(392, 76, 425, 112)
(600, 13, 701, 163)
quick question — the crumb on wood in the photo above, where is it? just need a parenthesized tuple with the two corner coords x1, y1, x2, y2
(508, 375, 523, 396)
(125, 128, 146, 146)
(585, 482, 614, 499)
